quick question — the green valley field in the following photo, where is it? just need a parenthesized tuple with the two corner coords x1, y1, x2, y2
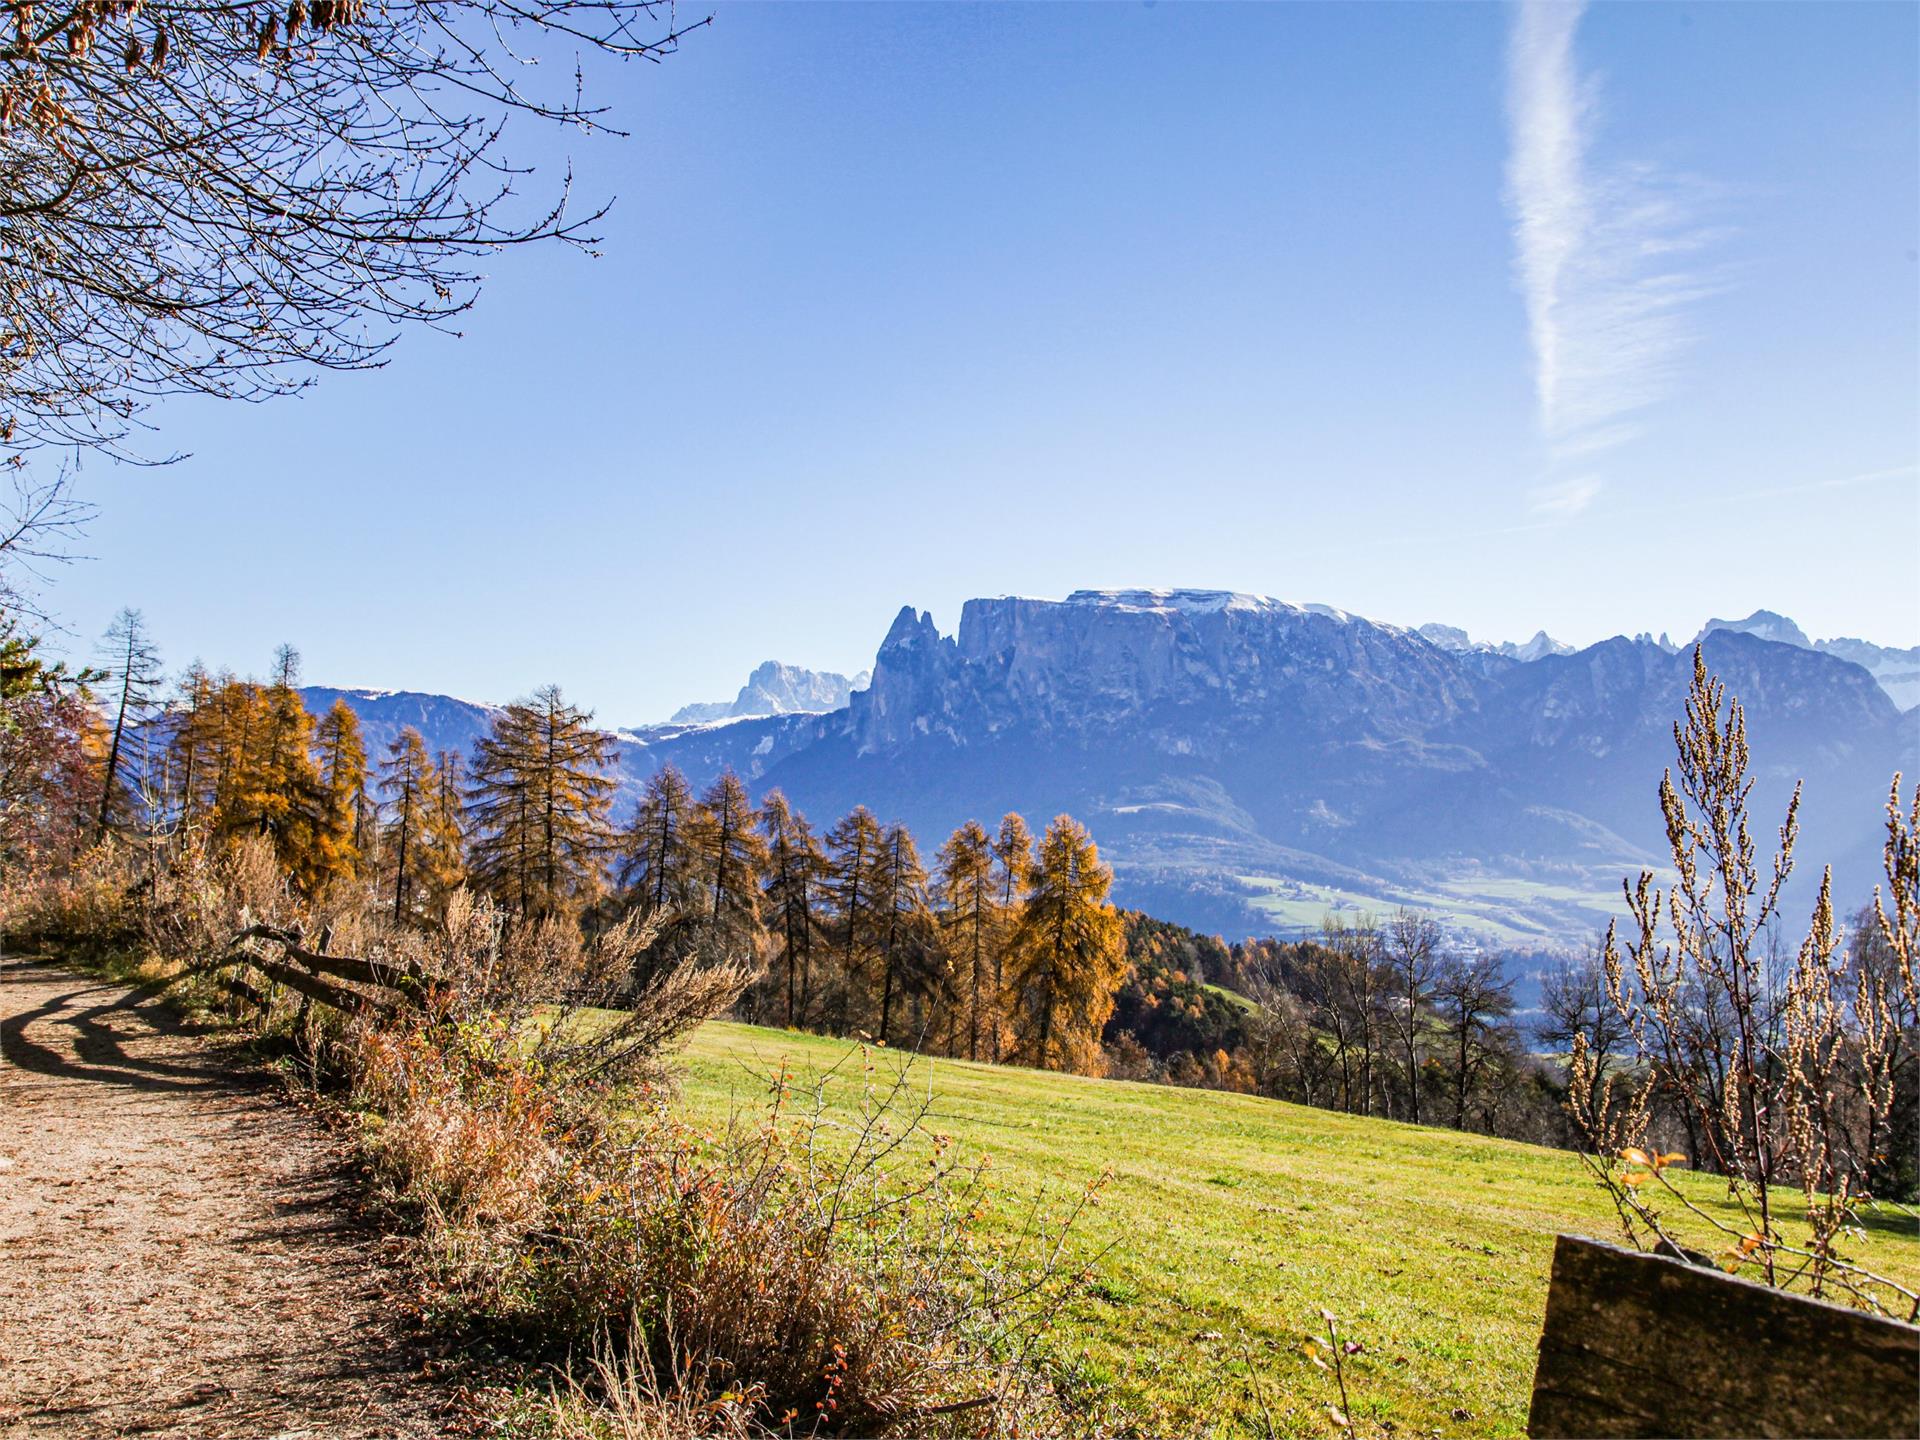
(676, 1021, 1920, 1439)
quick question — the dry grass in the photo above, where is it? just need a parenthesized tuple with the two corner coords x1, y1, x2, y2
(4, 840, 1103, 1438)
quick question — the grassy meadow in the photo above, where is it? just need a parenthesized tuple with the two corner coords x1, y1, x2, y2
(674, 1020, 1920, 1438)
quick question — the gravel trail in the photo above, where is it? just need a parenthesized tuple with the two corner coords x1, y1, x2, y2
(0, 959, 441, 1438)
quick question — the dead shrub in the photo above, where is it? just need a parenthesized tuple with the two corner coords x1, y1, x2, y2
(0, 839, 138, 955)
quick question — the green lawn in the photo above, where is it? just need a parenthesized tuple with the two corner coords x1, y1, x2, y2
(674, 1021, 1920, 1438)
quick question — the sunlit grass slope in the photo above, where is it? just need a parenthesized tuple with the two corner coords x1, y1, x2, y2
(675, 1020, 1919, 1438)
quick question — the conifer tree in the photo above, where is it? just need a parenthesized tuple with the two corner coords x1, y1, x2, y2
(467, 685, 613, 919)
(206, 673, 259, 832)
(824, 805, 888, 1034)
(224, 647, 323, 881)
(937, 819, 1000, 1061)
(1004, 815, 1126, 1072)
(378, 727, 436, 922)
(166, 661, 221, 826)
(310, 699, 368, 888)
(420, 748, 469, 914)
(93, 608, 164, 840)
(619, 764, 703, 915)
(991, 811, 1035, 1031)
(873, 820, 935, 1045)
(694, 769, 768, 935)
(760, 790, 825, 1026)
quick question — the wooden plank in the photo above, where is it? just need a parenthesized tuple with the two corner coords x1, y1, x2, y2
(251, 957, 382, 1017)
(1528, 1234, 1920, 1439)
(209, 925, 424, 1005)
(291, 948, 425, 997)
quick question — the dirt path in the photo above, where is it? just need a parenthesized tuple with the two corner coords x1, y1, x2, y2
(0, 959, 444, 1438)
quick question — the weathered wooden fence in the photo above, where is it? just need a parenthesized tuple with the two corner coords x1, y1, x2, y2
(1528, 1234, 1920, 1439)
(200, 923, 427, 1017)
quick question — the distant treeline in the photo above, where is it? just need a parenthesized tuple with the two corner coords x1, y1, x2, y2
(11, 626, 1912, 1187)
(54, 654, 1127, 1073)
(1107, 910, 1570, 1144)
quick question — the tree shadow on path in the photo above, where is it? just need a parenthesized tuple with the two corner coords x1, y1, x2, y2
(1, 961, 239, 1094)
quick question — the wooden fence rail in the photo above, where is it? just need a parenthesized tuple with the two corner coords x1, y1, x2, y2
(201, 923, 427, 1016)
(201, 926, 655, 1017)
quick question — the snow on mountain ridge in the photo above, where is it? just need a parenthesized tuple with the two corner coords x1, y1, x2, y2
(1416, 623, 1575, 661)
(1058, 588, 1367, 623)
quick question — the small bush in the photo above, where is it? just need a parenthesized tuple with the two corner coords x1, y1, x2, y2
(0, 840, 139, 956)
(349, 1005, 1101, 1434)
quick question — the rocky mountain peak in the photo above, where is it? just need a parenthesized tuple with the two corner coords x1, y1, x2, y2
(1697, 609, 1815, 651)
(848, 590, 1479, 754)
(667, 659, 869, 726)
(1416, 621, 1572, 661)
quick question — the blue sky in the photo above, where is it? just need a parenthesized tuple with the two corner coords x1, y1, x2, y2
(44, 1, 1920, 722)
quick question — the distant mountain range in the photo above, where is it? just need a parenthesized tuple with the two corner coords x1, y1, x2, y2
(666, 661, 869, 726)
(1695, 609, 1920, 710)
(302, 593, 1916, 951)
(1415, 623, 1579, 663)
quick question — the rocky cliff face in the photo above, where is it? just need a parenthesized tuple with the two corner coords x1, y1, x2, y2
(1698, 610, 1920, 710)
(851, 590, 1479, 753)
(737, 594, 1911, 943)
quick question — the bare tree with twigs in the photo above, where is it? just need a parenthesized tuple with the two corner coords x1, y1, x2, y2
(1568, 649, 1916, 1318)
(0, 0, 705, 559)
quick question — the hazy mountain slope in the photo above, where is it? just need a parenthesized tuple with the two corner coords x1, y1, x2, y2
(298, 687, 499, 766)
(1700, 609, 1920, 709)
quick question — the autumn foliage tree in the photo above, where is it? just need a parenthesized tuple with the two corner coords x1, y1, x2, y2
(759, 789, 825, 1026)
(823, 805, 886, 1035)
(217, 647, 324, 882)
(872, 821, 933, 1045)
(92, 607, 162, 839)
(936, 819, 1000, 1061)
(1004, 816, 1126, 1072)
(693, 770, 767, 937)
(310, 698, 367, 888)
(0, 611, 102, 863)
(378, 727, 435, 922)
(619, 764, 702, 916)
(466, 686, 613, 920)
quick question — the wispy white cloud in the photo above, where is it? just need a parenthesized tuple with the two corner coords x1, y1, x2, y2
(1505, 1, 1722, 473)
(1528, 474, 1603, 517)
(1371, 462, 1915, 549)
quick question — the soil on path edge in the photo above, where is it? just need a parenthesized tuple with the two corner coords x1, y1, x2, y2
(0, 958, 444, 1438)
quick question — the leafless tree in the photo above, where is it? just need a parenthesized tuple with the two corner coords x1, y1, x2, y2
(1243, 960, 1334, 1108)
(1433, 952, 1514, 1130)
(1384, 908, 1440, 1123)
(0, 0, 705, 551)
(93, 604, 162, 841)
(1290, 916, 1386, 1115)
(1538, 937, 1633, 1139)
